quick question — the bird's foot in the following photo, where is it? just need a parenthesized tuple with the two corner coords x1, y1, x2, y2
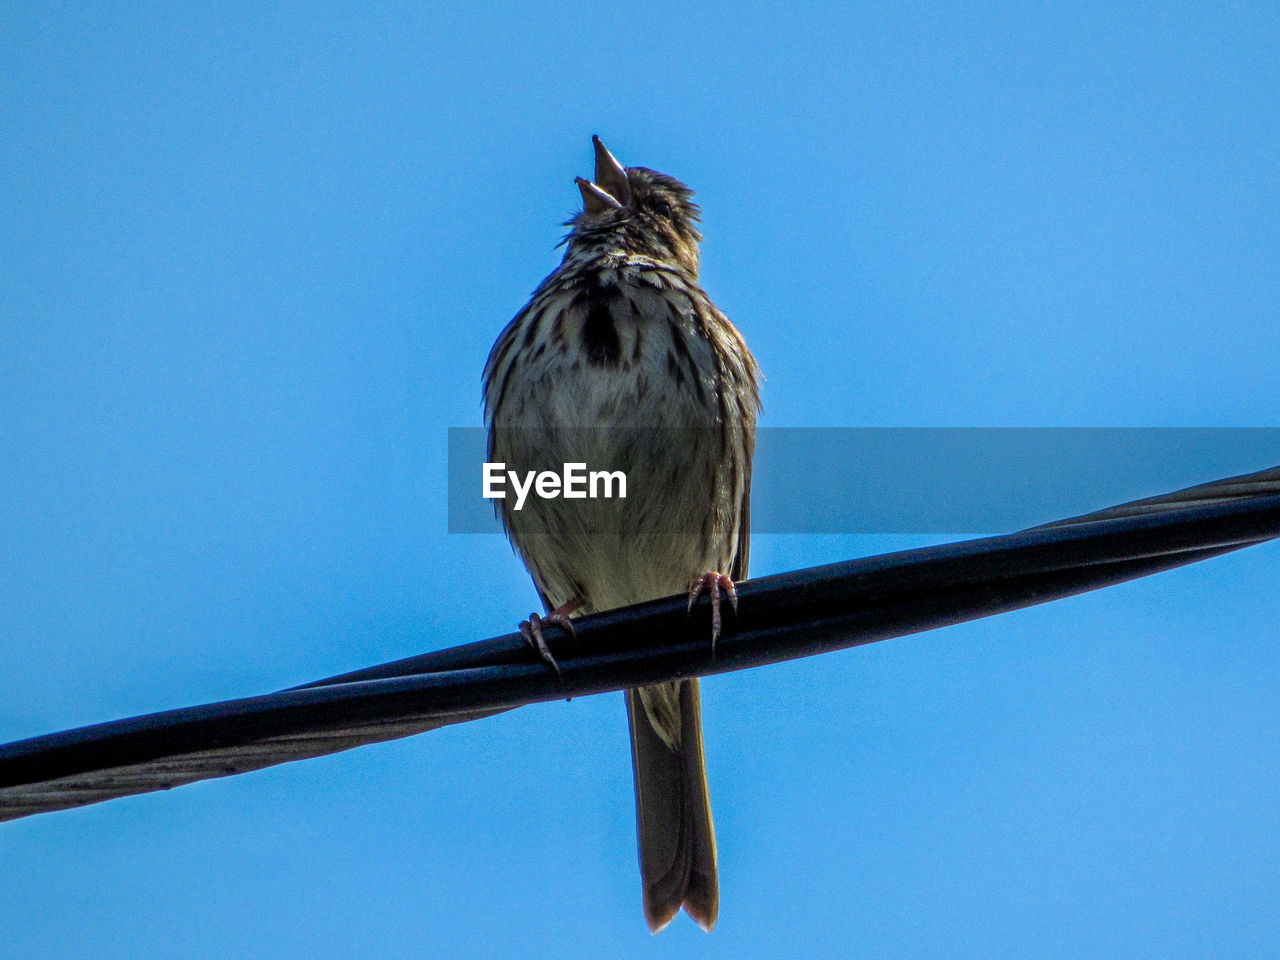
(687, 571, 738, 655)
(519, 598, 583, 680)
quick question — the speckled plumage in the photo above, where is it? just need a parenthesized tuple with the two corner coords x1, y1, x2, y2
(483, 138, 760, 932)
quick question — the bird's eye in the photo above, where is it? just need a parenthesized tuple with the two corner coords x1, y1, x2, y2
(651, 199, 673, 219)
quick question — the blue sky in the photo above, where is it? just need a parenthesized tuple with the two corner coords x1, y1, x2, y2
(2, 2, 1278, 957)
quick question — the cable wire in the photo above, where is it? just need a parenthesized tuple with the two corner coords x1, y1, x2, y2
(2, 466, 1277, 823)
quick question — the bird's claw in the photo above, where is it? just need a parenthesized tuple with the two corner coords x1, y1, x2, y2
(519, 614, 564, 680)
(687, 571, 738, 656)
(518, 599, 582, 681)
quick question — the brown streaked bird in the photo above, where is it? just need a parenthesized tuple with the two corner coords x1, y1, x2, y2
(482, 136, 761, 931)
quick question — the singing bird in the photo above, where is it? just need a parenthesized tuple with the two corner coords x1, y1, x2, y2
(483, 136, 760, 931)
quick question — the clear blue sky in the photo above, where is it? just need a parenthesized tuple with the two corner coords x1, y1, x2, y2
(3, 3, 1278, 957)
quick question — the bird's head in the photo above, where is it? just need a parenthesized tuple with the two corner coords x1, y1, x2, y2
(568, 136, 703, 276)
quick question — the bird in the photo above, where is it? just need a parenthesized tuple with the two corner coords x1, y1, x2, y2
(482, 135, 761, 931)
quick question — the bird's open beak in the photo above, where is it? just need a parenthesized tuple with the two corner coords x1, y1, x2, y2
(577, 135, 631, 214)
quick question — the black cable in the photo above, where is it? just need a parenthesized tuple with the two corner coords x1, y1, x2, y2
(2, 467, 1277, 823)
